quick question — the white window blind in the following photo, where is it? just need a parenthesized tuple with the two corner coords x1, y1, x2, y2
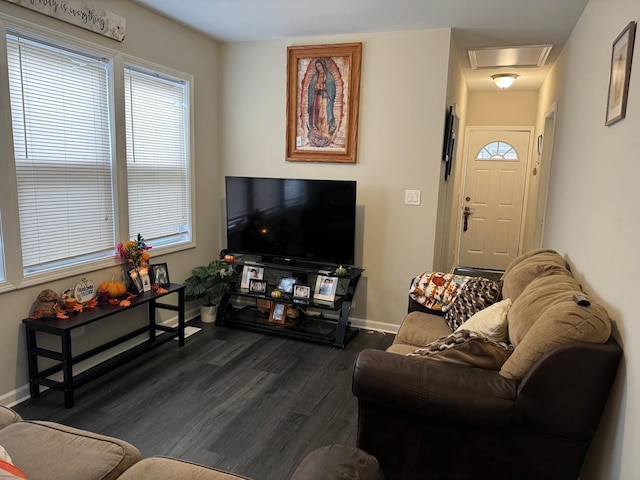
(124, 66, 190, 246)
(6, 32, 115, 274)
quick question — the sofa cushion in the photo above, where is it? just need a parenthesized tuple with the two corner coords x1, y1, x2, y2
(408, 330, 514, 370)
(501, 248, 570, 302)
(454, 298, 512, 343)
(0, 421, 141, 480)
(501, 299, 611, 381)
(507, 273, 583, 346)
(391, 311, 453, 350)
(118, 457, 250, 480)
(409, 272, 470, 312)
(444, 277, 502, 330)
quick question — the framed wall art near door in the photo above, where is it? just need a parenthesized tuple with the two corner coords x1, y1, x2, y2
(286, 43, 362, 163)
(606, 21, 636, 126)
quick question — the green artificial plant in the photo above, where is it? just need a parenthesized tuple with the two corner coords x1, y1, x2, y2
(184, 259, 238, 305)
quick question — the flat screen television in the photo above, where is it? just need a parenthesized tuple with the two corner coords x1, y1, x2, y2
(225, 176, 357, 266)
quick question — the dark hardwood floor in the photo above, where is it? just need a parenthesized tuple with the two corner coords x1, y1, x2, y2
(13, 322, 394, 479)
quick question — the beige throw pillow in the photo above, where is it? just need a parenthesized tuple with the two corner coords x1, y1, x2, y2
(455, 298, 512, 343)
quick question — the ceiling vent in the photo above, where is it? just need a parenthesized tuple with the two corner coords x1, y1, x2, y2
(468, 45, 553, 69)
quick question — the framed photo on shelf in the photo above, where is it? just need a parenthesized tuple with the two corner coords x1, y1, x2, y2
(314, 275, 338, 301)
(276, 276, 298, 294)
(241, 265, 264, 289)
(128, 268, 144, 293)
(150, 263, 170, 286)
(269, 303, 286, 325)
(293, 284, 311, 300)
(249, 279, 267, 294)
(286, 42, 362, 163)
(606, 21, 637, 126)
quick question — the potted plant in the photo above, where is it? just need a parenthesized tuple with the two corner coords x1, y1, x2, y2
(184, 259, 238, 323)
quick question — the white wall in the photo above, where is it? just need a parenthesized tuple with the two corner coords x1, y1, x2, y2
(220, 29, 451, 331)
(0, 0, 221, 405)
(466, 91, 538, 126)
(536, 0, 640, 477)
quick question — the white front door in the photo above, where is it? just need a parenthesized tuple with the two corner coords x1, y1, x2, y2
(457, 128, 532, 270)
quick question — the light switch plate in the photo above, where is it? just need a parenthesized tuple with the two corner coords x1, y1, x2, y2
(404, 189, 421, 206)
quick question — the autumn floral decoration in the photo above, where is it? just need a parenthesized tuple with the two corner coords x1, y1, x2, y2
(116, 234, 167, 297)
(117, 233, 152, 268)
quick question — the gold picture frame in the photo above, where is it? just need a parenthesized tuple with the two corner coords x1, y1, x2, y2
(286, 43, 362, 163)
(606, 21, 636, 126)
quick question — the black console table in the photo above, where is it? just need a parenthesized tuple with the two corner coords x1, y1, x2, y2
(22, 283, 185, 408)
(216, 262, 363, 348)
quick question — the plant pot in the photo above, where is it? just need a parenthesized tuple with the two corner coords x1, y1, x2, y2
(200, 304, 218, 323)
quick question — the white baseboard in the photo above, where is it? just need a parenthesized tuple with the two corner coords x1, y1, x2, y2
(349, 316, 399, 335)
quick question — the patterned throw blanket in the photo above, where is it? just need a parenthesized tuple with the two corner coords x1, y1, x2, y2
(409, 272, 471, 312)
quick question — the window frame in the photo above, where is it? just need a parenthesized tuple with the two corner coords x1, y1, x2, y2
(0, 15, 196, 293)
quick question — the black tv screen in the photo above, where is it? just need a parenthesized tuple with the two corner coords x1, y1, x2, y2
(225, 176, 356, 266)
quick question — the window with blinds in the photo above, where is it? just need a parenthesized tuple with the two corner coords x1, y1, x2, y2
(6, 31, 115, 275)
(124, 65, 191, 247)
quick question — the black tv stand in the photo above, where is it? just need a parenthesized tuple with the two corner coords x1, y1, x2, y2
(216, 260, 363, 348)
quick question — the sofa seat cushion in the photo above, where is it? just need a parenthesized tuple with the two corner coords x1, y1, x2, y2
(501, 248, 571, 301)
(0, 421, 141, 480)
(408, 330, 514, 371)
(391, 311, 452, 351)
(118, 457, 250, 480)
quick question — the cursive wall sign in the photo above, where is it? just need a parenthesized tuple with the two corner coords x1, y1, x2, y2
(4, 0, 126, 42)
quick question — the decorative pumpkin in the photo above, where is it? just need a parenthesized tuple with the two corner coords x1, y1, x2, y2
(98, 279, 127, 298)
(270, 289, 282, 299)
(223, 254, 236, 264)
(335, 265, 348, 277)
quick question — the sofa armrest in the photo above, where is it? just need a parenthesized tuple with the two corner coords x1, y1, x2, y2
(514, 337, 622, 440)
(352, 349, 518, 428)
(0, 406, 22, 430)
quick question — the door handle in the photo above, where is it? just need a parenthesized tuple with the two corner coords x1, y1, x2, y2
(463, 206, 472, 232)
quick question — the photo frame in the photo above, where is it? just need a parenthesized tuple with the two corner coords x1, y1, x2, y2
(276, 276, 298, 294)
(269, 303, 286, 325)
(249, 279, 267, 294)
(150, 263, 170, 286)
(606, 21, 637, 126)
(293, 284, 311, 300)
(286, 43, 362, 163)
(128, 268, 144, 293)
(241, 265, 264, 289)
(313, 275, 338, 301)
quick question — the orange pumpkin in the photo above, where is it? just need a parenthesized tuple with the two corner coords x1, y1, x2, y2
(98, 280, 127, 298)
(224, 254, 236, 264)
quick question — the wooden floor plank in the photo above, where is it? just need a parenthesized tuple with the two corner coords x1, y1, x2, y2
(13, 322, 394, 479)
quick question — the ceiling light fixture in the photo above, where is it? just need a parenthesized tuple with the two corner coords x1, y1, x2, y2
(492, 73, 519, 89)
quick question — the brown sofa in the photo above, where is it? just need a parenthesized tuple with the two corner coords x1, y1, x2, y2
(352, 249, 622, 480)
(0, 405, 383, 480)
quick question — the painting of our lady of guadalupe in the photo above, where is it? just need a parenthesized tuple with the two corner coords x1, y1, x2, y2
(286, 43, 362, 163)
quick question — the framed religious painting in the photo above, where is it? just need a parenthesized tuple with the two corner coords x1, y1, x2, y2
(605, 21, 636, 126)
(286, 43, 362, 163)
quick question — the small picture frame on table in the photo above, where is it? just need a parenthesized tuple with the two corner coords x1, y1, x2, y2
(276, 276, 298, 294)
(151, 263, 170, 286)
(293, 284, 311, 300)
(241, 265, 264, 289)
(314, 275, 337, 301)
(269, 303, 286, 325)
(249, 279, 267, 294)
(128, 268, 143, 293)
